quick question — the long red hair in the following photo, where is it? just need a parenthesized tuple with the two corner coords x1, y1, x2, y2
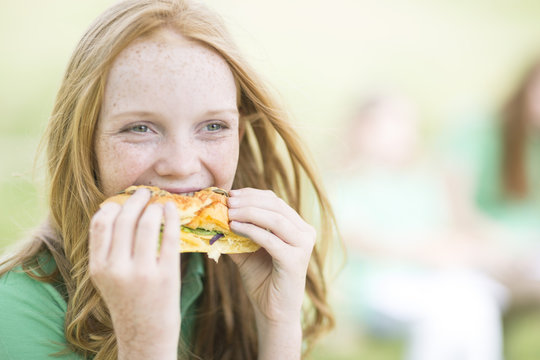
(0, 1, 338, 359)
(501, 59, 540, 198)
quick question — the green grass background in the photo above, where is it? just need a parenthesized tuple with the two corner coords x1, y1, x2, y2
(3, 1, 540, 358)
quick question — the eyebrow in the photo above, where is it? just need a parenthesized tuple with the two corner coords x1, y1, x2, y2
(203, 108, 239, 117)
(107, 108, 239, 120)
(106, 110, 154, 120)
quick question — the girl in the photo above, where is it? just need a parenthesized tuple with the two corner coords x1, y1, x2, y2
(0, 0, 337, 359)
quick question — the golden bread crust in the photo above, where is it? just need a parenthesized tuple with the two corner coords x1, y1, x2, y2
(100, 185, 260, 261)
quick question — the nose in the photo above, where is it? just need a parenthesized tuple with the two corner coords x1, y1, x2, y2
(154, 137, 201, 178)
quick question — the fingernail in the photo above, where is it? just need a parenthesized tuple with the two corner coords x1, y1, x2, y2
(228, 197, 239, 207)
(135, 188, 151, 196)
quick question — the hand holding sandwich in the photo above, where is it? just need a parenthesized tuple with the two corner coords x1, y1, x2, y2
(88, 186, 314, 360)
(227, 188, 316, 360)
(88, 188, 181, 360)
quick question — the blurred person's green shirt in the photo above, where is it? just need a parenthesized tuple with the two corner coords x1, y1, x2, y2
(443, 113, 540, 250)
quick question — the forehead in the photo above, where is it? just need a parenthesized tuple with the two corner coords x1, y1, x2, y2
(113, 30, 227, 73)
(103, 30, 237, 111)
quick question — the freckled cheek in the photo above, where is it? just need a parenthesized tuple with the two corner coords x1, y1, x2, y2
(206, 140, 239, 190)
(96, 140, 157, 195)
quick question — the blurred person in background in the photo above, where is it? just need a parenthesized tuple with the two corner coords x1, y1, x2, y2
(327, 93, 507, 360)
(442, 57, 540, 311)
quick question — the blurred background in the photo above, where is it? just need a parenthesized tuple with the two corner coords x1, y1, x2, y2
(3, 0, 540, 359)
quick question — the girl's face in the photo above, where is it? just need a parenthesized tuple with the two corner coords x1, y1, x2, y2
(95, 30, 240, 197)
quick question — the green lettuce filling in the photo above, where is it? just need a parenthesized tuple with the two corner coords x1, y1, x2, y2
(181, 226, 222, 237)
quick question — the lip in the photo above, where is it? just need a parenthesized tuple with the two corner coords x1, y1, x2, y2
(160, 187, 204, 195)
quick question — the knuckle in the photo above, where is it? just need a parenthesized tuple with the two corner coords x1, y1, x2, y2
(133, 268, 153, 283)
(90, 220, 106, 237)
(270, 212, 286, 229)
(90, 214, 109, 235)
(115, 212, 131, 225)
(159, 269, 176, 283)
(138, 214, 156, 229)
(107, 264, 129, 281)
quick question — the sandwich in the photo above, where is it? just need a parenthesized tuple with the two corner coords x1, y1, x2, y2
(101, 185, 260, 261)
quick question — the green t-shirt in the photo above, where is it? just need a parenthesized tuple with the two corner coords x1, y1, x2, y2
(475, 122, 540, 228)
(0, 252, 205, 359)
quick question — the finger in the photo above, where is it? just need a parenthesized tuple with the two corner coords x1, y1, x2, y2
(133, 203, 163, 263)
(228, 206, 301, 247)
(230, 220, 286, 259)
(229, 188, 308, 232)
(89, 202, 122, 267)
(109, 188, 152, 260)
(159, 201, 180, 267)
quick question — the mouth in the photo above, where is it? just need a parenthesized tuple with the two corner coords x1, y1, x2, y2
(165, 187, 230, 197)
(162, 188, 199, 196)
(120, 185, 228, 197)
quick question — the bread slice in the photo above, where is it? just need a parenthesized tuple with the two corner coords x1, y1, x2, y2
(101, 185, 260, 261)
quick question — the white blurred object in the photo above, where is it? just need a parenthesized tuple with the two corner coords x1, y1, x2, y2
(364, 268, 507, 360)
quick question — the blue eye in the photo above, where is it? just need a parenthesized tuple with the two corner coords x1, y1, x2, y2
(205, 123, 222, 132)
(131, 125, 149, 133)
